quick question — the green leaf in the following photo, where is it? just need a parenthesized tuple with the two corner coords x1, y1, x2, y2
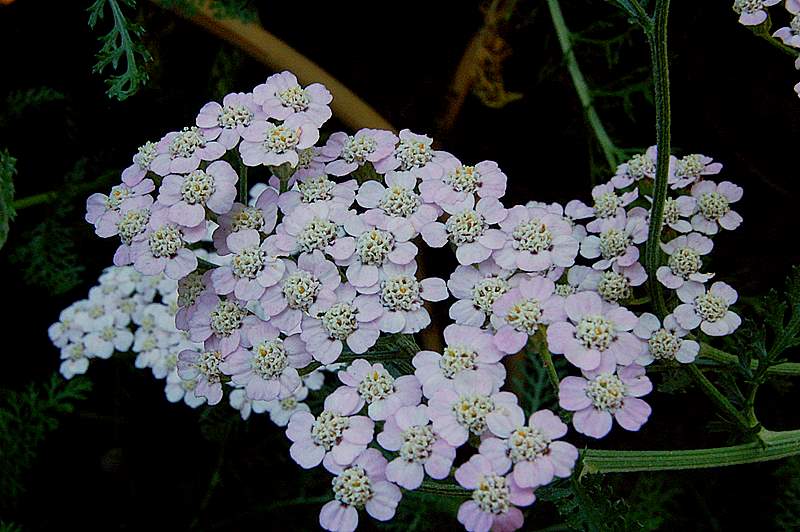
(87, 0, 152, 101)
(0, 149, 17, 250)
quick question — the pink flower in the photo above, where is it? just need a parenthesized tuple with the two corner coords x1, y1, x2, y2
(271, 201, 355, 262)
(239, 115, 320, 168)
(579, 212, 648, 270)
(610, 146, 667, 189)
(669, 153, 723, 189)
(175, 270, 212, 331)
(210, 229, 285, 302)
(86, 179, 154, 231)
(363, 261, 448, 334)
(187, 293, 253, 355)
(733, 0, 780, 26)
(157, 160, 239, 227)
(689, 180, 743, 235)
(660, 194, 696, 233)
(419, 157, 507, 212)
(774, 14, 800, 47)
(253, 71, 333, 126)
(195, 91, 265, 149)
(378, 405, 457, 489)
(491, 276, 565, 355)
(122, 141, 158, 186)
(301, 283, 382, 363)
(656, 233, 714, 289)
(585, 183, 638, 232)
(634, 313, 700, 365)
(292, 146, 337, 181)
(356, 171, 439, 238)
(219, 320, 310, 401)
(559, 364, 652, 439)
(213, 187, 279, 255)
(177, 337, 226, 405)
(493, 205, 579, 272)
(260, 250, 340, 334)
(546, 291, 643, 370)
(413, 324, 507, 398)
(447, 259, 518, 327)
(286, 393, 374, 470)
(327, 359, 422, 420)
(372, 129, 446, 179)
(455, 454, 535, 532)
(323, 129, 398, 176)
(339, 213, 419, 292)
(428, 372, 523, 447)
(577, 261, 647, 304)
(674, 281, 741, 336)
(150, 127, 226, 176)
(277, 174, 357, 214)
(318, 448, 402, 532)
(129, 205, 205, 280)
(101, 196, 154, 267)
(422, 197, 508, 266)
(478, 409, 578, 489)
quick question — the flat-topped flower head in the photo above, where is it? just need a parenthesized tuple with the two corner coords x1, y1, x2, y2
(253, 71, 333, 126)
(210, 229, 285, 302)
(177, 339, 226, 405)
(669, 153, 723, 189)
(447, 259, 517, 327)
(547, 291, 644, 370)
(373, 129, 446, 180)
(301, 284, 381, 364)
(327, 359, 422, 421)
(318, 448, 402, 532)
(213, 187, 279, 255)
(419, 156, 507, 213)
(560, 364, 652, 438)
(286, 391, 374, 471)
(150, 126, 226, 176)
(324, 129, 398, 176)
(580, 212, 648, 270)
(656, 233, 714, 289)
(239, 115, 320, 168)
(634, 313, 700, 365)
(576, 262, 647, 304)
(414, 324, 506, 398)
(422, 197, 507, 265)
(195, 91, 263, 149)
(455, 454, 536, 532)
(733, 0, 780, 26)
(494, 205, 579, 272)
(260, 251, 341, 334)
(157, 160, 238, 227)
(478, 408, 578, 489)
(428, 372, 523, 447)
(356, 171, 439, 238)
(220, 321, 310, 401)
(273, 202, 354, 262)
(491, 276, 565, 355)
(129, 206, 205, 280)
(689, 181, 743, 235)
(674, 281, 741, 336)
(122, 140, 159, 186)
(378, 405, 457, 490)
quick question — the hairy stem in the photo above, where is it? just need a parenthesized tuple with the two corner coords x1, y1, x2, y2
(687, 364, 754, 433)
(643, 0, 670, 319)
(699, 342, 800, 376)
(581, 429, 800, 473)
(238, 164, 248, 204)
(546, 0, 621, 172)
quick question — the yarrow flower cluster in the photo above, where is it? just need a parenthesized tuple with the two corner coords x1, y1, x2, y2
(72, 73, 748, 531)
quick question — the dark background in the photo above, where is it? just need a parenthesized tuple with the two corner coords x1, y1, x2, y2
(1, 0, 800, 530)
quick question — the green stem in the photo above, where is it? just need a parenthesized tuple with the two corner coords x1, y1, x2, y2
(238, 164, 248, 204)
(535, 335, 562, 395)
(581, 429, 800, 473)
(699, 342, 800, 376)
(687, 364, 754, 433)
(546, 0, 622, 172)
(13, 176, 111, 210)
(298, 350, 412, 376)
(643, 0, 670, 319)
(417, 479, 469, 497)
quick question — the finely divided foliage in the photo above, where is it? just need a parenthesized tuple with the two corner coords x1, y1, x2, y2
(53, 49, 756, 529)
